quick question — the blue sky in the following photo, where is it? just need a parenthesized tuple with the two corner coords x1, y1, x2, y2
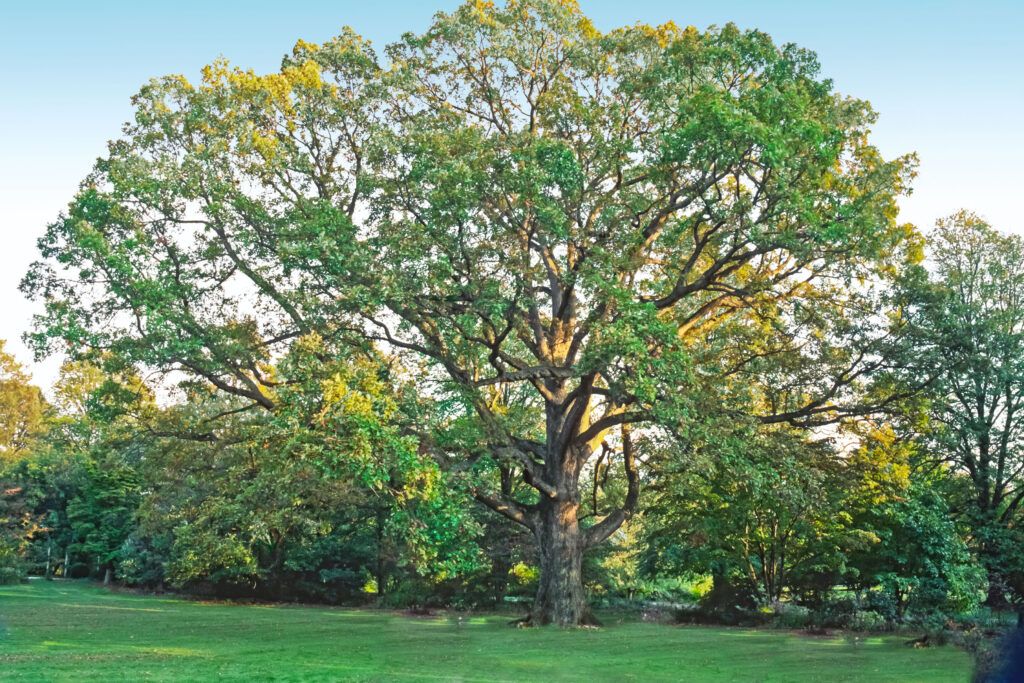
(1, 1, 1021, 385)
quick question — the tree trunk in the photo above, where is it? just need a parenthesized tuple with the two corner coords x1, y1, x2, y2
(103, 566, 112, 586)
(475, 393, 637, 626)
(985, 567, 1007, 608)
(530, 498, 590, 626)
(375, 507, 387, 599)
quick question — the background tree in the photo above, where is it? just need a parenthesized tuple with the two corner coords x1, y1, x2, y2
(0, 483, 42, 583)
(66, 458, 140, 584)
(641, 423, 876, 607)
(910, 212, 1024, 605)
(0, 341, 47, 462)
(30, 360, 153, 582)
(848, 478, 985, 619)
(23, 0, 922, 625)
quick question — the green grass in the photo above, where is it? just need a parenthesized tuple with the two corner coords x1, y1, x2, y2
(0, 580, 972, 682)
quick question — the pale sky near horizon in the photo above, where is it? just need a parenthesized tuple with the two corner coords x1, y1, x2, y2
(1, 1, 1021, 389)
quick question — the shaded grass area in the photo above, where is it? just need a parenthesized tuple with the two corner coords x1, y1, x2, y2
(0, 580, 971, 682)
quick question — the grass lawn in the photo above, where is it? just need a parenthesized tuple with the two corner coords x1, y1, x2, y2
(0, 580, 972, 682)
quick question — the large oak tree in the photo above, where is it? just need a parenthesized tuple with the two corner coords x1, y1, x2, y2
(24, 0, 921, 624)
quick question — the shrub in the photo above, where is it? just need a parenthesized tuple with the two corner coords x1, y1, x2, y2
(961, 627, 1012, 683)
(507, 562, 538, 596)
(116, 537, 165, 587)
(0, 566, 24, 585)
(772, 603, 812, 629)
(599, 575, 710, 606)
(847, 610, 889, 632)
(862, 589, 900, 622)
(812, 596, 859, 628)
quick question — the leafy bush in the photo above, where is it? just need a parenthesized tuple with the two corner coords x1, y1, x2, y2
(954, 606, 1018, 631)
(116, 537, 165, 587)
(959, 626, 1013, 683)
(811, 595, 860, 628)
(507, 562, 538, 597)
(0, 540, 25, 584)
(772, 604, 812, 629)
(847, 610, 889, 632)
(0, 565, 24, 585)
(701, 577, 760, 612)
(861, 589, 900, 622)
(597, 575, 711, 607)
(306, 568, 366, 601)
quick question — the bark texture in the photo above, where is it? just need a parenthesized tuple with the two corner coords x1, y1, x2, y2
(531, 498, 588, 626)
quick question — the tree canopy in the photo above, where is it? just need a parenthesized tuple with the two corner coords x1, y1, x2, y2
(0, 342, 47, 462)
(20, 0, 943, 626)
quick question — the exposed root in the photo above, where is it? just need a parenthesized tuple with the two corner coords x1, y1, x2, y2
(508, 614, 534, 628)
